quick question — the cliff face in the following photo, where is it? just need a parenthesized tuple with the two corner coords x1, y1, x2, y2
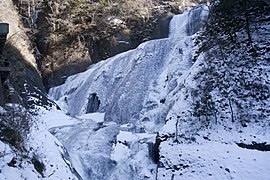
(0, 0, 54, 108)
(0, 0, 36, 67)
(12, 0, 207, 89)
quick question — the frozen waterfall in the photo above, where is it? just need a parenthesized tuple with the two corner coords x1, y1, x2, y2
(48, 5, 208, 180)
(49, 5, 208, 129)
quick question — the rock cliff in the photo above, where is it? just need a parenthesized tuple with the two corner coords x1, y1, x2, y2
(13, 0, 207, 89)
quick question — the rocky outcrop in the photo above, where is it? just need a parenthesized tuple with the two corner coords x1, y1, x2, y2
(0, 0, 54, 108)
(13, 0, 208, 89)
(0, 0, 36, 67)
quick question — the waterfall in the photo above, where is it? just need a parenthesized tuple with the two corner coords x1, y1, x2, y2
(49, 5, 208, 127)
(48, 6, 208, 179)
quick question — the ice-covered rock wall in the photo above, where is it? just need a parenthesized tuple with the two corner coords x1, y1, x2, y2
(49, 5, 208, 130)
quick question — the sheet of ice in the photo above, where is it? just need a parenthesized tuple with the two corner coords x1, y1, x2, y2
(110, 130, 157, 180)
(77, 113, 105, 123)
(39, 109, 80, 129)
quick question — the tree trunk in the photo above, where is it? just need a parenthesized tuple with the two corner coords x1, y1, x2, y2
(174, 118, 180, 143)
(228, 98, 234, 123)
(243, 1, 253, 46)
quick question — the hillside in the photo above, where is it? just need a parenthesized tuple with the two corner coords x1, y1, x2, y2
(158, 1, 270, 179)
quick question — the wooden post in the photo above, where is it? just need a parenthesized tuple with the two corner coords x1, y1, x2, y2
(0, 23, 9, 55)
(0, 23, 9, 105)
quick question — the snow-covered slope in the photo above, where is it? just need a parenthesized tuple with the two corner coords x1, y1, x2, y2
(46, 3, 270, 180)
(0, 107, 80, 180)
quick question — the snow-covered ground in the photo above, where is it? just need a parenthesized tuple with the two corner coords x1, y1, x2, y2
(159, 140, 270, 180)
(158, 120, 270, 180)
(0, 108, 80, 180)
(1, 3, 270, 180)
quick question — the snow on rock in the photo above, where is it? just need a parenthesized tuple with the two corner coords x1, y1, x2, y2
(157, 122, 270, 180)
(110, 131, 157, 180)
(28, 109, 81, 180)
(0, 141, 40, 180)
(0, 108, 80, 180)
(77, 113, 105, 123)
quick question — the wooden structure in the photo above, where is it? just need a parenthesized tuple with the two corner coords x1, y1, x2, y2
(0, 59, 10, 72)
(0, 23, 10, 71)
(0, 23, 9, 71)
(0, 23, 9, 54)
(0, 23, 9, 105)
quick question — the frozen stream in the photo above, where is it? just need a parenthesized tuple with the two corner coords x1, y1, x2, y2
(49, 113, 157, 180)
(48, 5, 208, 180)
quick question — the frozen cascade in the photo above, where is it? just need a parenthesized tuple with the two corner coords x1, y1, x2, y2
(48, 5, 208, 180)
(49, 5, 208, 127)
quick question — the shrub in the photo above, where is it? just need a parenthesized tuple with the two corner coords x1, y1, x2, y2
(0, 104, 32, 152)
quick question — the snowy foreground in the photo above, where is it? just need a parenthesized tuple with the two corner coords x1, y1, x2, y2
(1, 4, 270, 180)
(1, 108, 269, 180)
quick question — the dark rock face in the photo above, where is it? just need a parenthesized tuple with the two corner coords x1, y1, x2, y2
(2, 42, 56, 108)
(151, 16, 173, 39)
(236, 142, 270, 151)
(43, 60, 92, 90)
(0, 35, 7, 55)
(11, 1, 185, 90)
(86, 93, 100, 113)
(12, 1, 208, 90)
(152, 137, 162, 164)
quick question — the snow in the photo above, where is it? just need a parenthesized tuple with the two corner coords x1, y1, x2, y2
(0, 107, 80, 180)
(111, 142, 130, 162)
(40, 109, 79, 129)
(0, 141, 38, 180)
(158, 124, 270, 180)
(2, 3, 269, 180)
(159, 140, 270, 180)
(46, 5, 210, 179)
(77, 113, 105, 123)
(117, 131, 139, 142)
(46, 4, 270, 180)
